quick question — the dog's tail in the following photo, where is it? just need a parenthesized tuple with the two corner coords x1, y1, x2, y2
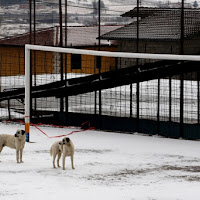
(50, 146, 53, 156)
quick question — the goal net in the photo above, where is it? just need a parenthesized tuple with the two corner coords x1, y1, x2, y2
(22, 44, 200, 140)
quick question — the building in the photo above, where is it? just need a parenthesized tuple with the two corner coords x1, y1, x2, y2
(100, 7, 200, 68)
(0, 25, 121, 76)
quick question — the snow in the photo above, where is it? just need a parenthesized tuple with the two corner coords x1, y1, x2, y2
(1, 122, 200, 200)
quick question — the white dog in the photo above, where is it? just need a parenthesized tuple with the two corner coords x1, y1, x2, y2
(50, 140, 63, 168)
(0, 129, 26, 163)
(62, 137, 75, 170)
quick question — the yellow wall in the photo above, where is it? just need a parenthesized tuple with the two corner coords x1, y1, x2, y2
(0, 46, 25, 76)
(0, 46, 117, 76)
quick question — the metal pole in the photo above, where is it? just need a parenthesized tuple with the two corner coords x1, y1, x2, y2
(98, 0, 101, 51)
(59, 0, 63, 48)
(130, 84, 132, 118)
(180, 74, 184, 138)
(29, 0, 32, 44)
(94, 57, 97, 115)
(169, 76, 172, 122)
(198, 71, 200, 124)
(136, 0, 140, 132)
(180, 0, 184, 138)
(65, 0, 68, 123)
(157, 79, 160, 135)
(8, 99, 11, 120)
(59, 0, 64, 113)
(33, 0, 37, 116)
(136, 0, 139, 53)
(181, 0, 184, 54)
(33, 0, 36, 45)
(29, 0, 33, 123)
(25, 47, 31, 142)
(169, 47, 173, 123)
(65, 0, 67, 48)
(98, 0, 102, 128)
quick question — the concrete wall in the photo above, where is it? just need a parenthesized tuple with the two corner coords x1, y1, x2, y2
(117, 37, 200, 69)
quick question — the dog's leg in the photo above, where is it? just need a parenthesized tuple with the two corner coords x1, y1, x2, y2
(0, 145, 4, 153)
(62, 155, 66, 170)
(53, 154, 56, 168)
(71, 155, 75, 169)
(19, 149, 24, 163)
(16, 149, 20, 163)
(0, 145, 4, 162)
(57, 152, 61, 168)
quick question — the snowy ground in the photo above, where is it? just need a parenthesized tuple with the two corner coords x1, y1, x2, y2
(0, 122, 200, 200)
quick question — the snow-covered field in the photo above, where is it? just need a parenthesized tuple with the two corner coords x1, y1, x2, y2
(1, 122, 200, 200)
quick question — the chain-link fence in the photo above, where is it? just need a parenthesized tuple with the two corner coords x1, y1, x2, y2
(0, 0, 200, 139)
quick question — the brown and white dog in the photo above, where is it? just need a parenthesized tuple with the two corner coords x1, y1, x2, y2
(50, 140, 63, 168)
(0, 130, 26, 163)
(62, 137, 75, 170)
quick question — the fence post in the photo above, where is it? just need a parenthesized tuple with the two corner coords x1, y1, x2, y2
(59, 0, 64, 114)
(97, 56, 102, 128)
(130, 84, 132, 118)
(180, 0, 184, 138)
(180, 73, 184, 138)
(136, 73, 140, 132)
(8, 99, 11, 120)
(98, 0, 102, 129)
(169, 76, 172, 122)
(157, 79, 160, 135)
(198, 71, 200, 124)
(136, 0, 140, 133)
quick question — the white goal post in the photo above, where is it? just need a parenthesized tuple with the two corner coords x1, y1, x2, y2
(25, 44, 200, 142)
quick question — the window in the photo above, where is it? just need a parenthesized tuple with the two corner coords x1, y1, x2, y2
(96, 56, 101, 69)
(71, 54, 81, 69)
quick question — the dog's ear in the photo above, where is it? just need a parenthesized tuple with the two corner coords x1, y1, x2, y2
(66, 138, 70, 143)
(15, 130, 19, 135)
(21, 130, 25, 135)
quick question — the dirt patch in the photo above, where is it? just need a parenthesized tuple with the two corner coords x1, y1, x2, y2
(169, 175, 200, 182)
(85, 168, 157, 185)
(76, 149, 112, 154)
(161, 165, 200, 173)
(85, 164, 200, 185)
(34, 150, 49, 154)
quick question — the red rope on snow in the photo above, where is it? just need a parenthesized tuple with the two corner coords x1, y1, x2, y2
(3, 119, 95, 138)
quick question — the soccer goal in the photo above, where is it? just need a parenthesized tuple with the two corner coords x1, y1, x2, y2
(25, 44, 200, 141)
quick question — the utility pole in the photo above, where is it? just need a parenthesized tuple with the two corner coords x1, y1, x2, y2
(180, 0, 184, 138)
(59, 0, 64, 113)
(65, 0, 68, 123)
(29, 0, 32, 44)
(98, 0, 102, 128)
(65, 0, 67, 47)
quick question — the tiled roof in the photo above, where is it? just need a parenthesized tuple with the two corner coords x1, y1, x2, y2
(121, 7, 175, 18)
(0, 25, 121, 47)
(65, 26, 121, 47)
(101, 8, 200, 41)
(0, 28, 54, 46)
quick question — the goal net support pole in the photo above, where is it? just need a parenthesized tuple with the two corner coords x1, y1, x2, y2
(24, 44, 200, 142)
(25, 47, 30, 142)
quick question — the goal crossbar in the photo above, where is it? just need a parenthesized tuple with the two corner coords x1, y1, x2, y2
(26, 44, 200, 61)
